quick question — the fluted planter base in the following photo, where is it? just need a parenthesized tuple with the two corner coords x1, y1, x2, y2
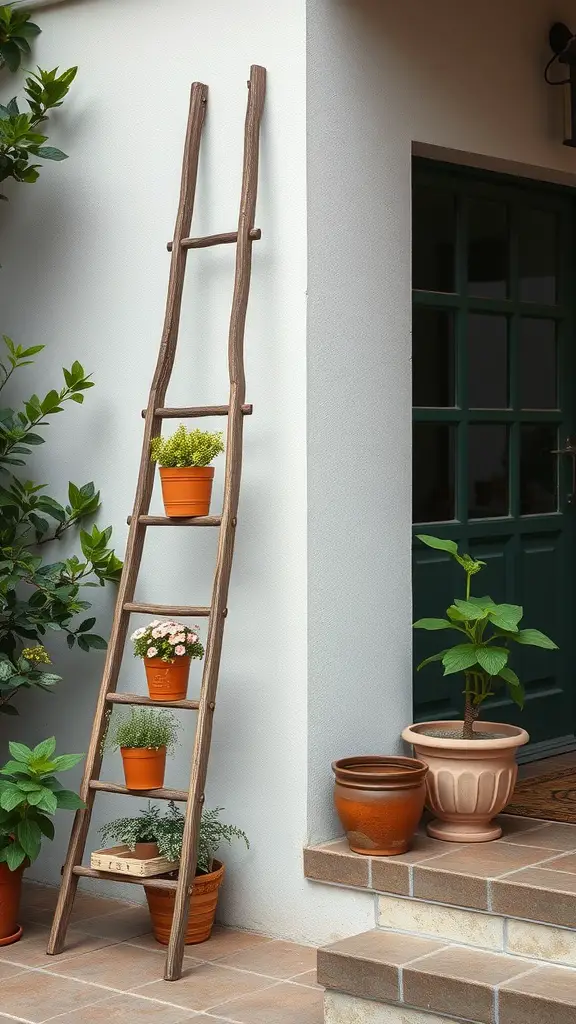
(402, 721, 529, 844)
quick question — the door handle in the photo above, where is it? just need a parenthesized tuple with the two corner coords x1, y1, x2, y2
(552, 437, 576, 504)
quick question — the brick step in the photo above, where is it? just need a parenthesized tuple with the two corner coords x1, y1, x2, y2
(305, 814, 576, 933)
(319, 929, 576, 1024)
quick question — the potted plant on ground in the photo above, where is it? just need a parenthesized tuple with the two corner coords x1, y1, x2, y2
(99, 801, 248, 944)
(131, 620, 204, 702)
(332, 755, 429, 856)
(0, 737, 84, 945)
(403, 535, 558, 843)
(102, 708, 179, 791)
(151, 426, 224, 517)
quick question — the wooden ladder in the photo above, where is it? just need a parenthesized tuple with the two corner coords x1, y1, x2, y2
(47, 64, 266, 983)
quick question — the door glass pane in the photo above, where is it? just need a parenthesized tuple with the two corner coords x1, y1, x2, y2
(468, 314, 508, 409)
(468, 424, 509, 519)
(519, 319, 557, 410)
(413, 423, 455, 523)
(519, 209, 557, 305)
(520, 425, 557, 515)
(413, 185, 456, 293)
(413, 308, 455, 407)
(468, 199, 508, 299)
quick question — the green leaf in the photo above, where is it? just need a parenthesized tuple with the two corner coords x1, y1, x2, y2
(475, 646, 509, 676)
(416, 535, 458, 555)
(499, 666, 522, 689)
(512, 628, 558, 650)
(416, 649, 450, 671)
(488, 603, 523, 632)
(5, 842, 26, 871)
(35, 814, 55, 841)
(8, 742, 32, 764)
(55, 789, 84, 810)
(16, 819, 41, 861)
(413, 618, 459, 631)
(441, 644, 479, 675)
(0, 704, 18, 716)
(0, 785, 26, 811)
(32, 788, 57, 814)
(77, 617, 96, 632)
(453, 599, 490, 621)
(32, 737, 56, 761)
(82, 634, 107, 650)
(51, 753, 83, 772)
(36, 146, 67, 161)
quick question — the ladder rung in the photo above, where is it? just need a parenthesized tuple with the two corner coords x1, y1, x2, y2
(106, 693, 200, 710)
(123, 602, 211, 617)
(127, 515, 222, 527)
(142, 403, 253, 419)
(90, 780, 188, 801)
(73, 865, 178, 891)
(167, 227, 261, 251)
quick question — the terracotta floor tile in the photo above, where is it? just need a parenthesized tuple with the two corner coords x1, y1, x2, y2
(0, 960, 29, 979)
(26, 893, 133, 927)
(0, 970, 109, 1022)
(403, 946, 526, 1024)
(207, 980, 324, 1023)
(304, 841, 370, 888)
(74, 905, 152, 940)
(126, 925, 272, 962)
(0, 923, 117, 968)
(491, 867, 576, 927)
(497, 814, 548, 833)
(45, 941, 169, 989)
(318, 930, 444, 1003)
(540, 852, 576, 873)
(37, 992, 199, 1022)
(499, 964, 576, 1024)
(289, 968, 321, 988)
(134, 962, 277, 1011)
(501, 824, 576, 851)
(217, 940, 317, 978)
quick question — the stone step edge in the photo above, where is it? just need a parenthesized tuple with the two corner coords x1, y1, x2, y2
(318, 929, 576, 1024)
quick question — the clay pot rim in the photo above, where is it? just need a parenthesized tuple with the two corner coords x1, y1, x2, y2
(0, 923, 22, 947)
(120, 745, 167, 753)
(332, 755, 429, 785)
(143, 655, 191, 664)
(402, 721, 529, 751)
(148, 859, 225, 889)
(159, 465, 215, 476)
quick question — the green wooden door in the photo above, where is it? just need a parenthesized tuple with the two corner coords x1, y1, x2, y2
(412, 160, 576, 757)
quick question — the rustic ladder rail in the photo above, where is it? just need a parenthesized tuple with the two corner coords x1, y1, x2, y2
(47, 65, 266, 983)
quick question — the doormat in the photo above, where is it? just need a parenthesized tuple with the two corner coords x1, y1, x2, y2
(506, 766, 576, 823)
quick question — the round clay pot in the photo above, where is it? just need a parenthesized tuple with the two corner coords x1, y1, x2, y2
(0, 862, 24, 945)
(332, 756, 429, 856)
(402, 721, 529, 843)
(159, 466, 215, 518)
(121, 746, 167, 790)
(145, 861, 224, 945)
(145, 657, 191, 702)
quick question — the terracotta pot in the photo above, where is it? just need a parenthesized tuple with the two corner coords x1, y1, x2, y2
(332, 756, 429, 856)
(145, 657, 191, 702)
(120, 746, 166, 790)
(145, 860, 224, 945)
(133, 843, 161, 859)
(159, 466, 215, 518)
(0, 862, 24, 945)
(402, 721, 529, 843)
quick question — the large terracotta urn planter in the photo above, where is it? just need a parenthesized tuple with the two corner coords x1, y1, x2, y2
(0, 863, 24, 946)
(402, 721, 529, 843)
(145, 656, 191, 702)
(332, 756, 429, 856)
(120, 746, 167, 790)
(159, 466, 214, 518)
(145, 860, 224, 945)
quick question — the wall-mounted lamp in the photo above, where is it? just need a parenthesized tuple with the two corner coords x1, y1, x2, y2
(546, 22, 576, 147)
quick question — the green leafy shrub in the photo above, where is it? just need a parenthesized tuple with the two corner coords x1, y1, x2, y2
(130, 620, 204, 663)
(0, 736, 84, 871)
(99, 802, 249, 874)
(414, 534, 558, 739)
(150, 427, 224, 468)
(0, 5, 40, 73)
(103, 707, 179, 753)
(0, 341, 122, 715)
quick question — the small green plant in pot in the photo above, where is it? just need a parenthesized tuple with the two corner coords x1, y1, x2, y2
(403, 535, 558, 843)
(0, 737, 84, 945)
(151, 426, 224, 518)
(102, 708, 179, 792)
(100, 802, 248, 945)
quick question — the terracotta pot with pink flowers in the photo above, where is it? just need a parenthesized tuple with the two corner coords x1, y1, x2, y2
(131, 620, 205, 702)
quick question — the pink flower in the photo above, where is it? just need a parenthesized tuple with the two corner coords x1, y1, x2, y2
(174, 645, 186, 656)
(147, 646, 158, 658)
(152, 628, 162, 639)
(149, 620, 161, 628)
(189, 633, 198, 644)
(172, 634, 186, 644)
(130, 628, 145, 641)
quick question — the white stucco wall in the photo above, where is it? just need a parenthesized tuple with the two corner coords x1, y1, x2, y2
(306, 0, 576, 842)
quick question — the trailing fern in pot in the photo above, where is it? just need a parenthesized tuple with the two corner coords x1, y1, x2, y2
(403, 535, 558, 844)
(99, 802, 248, 945)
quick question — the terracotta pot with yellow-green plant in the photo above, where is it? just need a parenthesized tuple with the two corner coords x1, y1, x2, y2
(403, 535, 558, 843)
(102, 707, 180, 791)
(151, 427, 225, 518)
